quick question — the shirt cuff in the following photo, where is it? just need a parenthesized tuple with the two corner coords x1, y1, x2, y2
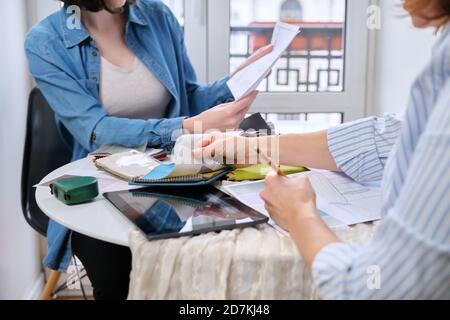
(311, 242, 360, 300)
(217, 76, 235, 103)
(327, 117, 384, 184)
(156, 116, 185, 150)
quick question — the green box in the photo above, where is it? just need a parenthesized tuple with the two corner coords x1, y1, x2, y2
(50, 176, 99, 205)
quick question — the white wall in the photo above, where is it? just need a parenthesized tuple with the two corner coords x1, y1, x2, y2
(0, 0, 43, 300)
(26, 0, 61, 28)
(371, 0, 436, 115)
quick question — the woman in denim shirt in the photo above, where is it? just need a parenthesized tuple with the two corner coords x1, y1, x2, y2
(25, 0, 271, 299)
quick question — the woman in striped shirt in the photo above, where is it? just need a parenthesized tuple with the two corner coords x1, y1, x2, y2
(196, 0, 450, 299)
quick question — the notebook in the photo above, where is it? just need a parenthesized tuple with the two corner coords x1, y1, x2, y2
(129, 164, 233, 187)
(94, 150, 161, 181)
(94, 149, 232, 187)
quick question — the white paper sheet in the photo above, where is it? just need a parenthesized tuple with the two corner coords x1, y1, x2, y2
(306, 170, 382, 226)
(223, 170, 382, 235)
(227, 22, 300, 100)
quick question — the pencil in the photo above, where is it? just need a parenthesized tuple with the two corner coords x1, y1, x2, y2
(254, 147, 286, 177)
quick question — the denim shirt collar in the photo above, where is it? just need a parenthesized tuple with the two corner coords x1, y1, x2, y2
(60, 4, 147, 48)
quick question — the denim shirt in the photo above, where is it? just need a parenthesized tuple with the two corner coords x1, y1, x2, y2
(24, 0, 233, 271)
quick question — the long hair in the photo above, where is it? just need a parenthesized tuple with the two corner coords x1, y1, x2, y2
(60, 0, 136, 13)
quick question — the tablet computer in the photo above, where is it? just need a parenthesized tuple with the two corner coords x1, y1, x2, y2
(103, 185, 269, 241)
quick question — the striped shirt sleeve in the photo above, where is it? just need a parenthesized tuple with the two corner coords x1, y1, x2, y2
(327, 114, 402, 185)
(311, 81, 450, 300)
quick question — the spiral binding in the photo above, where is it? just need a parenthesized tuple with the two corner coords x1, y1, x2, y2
(131, 174, 204, 184)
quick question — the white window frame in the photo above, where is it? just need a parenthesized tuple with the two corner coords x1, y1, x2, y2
(186, 0, 370, 121)
(184, 0, 209, 83)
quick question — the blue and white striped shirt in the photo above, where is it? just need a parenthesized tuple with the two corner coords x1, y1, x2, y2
(312, 26, 450, 299)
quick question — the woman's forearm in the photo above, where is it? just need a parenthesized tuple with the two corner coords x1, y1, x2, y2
(255, 131, 339, 171)
(279, 131, 339, 170)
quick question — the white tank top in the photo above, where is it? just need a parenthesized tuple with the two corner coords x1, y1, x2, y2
(100, 56, 171, 120)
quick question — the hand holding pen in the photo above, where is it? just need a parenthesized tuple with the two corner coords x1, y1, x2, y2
(254, 147, 286, 177)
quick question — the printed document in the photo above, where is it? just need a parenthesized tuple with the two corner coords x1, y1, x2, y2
(227, 22, 300, 100)
(223, 170, 382, 235)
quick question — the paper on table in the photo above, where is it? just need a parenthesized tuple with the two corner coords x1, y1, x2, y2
(226, 22, 300, 100)
(223, 170, 382, 235)
(223, 178, 348, 230)
(34, 175, 78, 187)
(306, 170, 382, 226)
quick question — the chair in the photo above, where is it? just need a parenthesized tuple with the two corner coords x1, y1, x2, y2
(21, 88, 73, 299)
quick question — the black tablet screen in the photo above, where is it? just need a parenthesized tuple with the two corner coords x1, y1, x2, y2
(104, 185, 269, 240)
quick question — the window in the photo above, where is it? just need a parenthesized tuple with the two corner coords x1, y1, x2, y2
(264, 112, 343, 134)
(163, 0, 370, 131)
(204, 0, 370, 127)
(230, 0, 346, 93)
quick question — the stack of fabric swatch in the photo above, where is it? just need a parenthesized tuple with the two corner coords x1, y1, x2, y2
(227, 164, 307, 181)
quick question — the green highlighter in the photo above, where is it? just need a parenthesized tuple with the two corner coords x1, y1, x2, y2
(50, 176, 99, 205)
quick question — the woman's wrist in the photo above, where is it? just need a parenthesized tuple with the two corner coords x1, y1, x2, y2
(240, 136, 278, 165)
(239, 137, 264, 165)
(279, 201, 319, 234)
(291, 201, 319, 224)
(182, 117, 194, 133)
(289, 204, 339, 269)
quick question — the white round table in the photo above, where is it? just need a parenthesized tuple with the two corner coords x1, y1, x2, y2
(35, 158, 135, 246)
